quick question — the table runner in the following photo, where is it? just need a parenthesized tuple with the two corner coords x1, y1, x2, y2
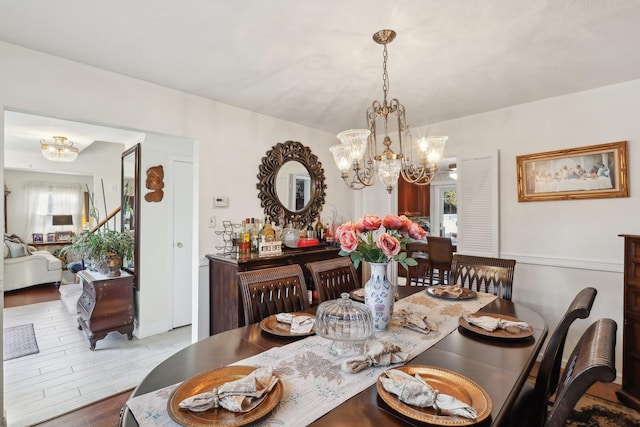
(127, 290, 496, 426)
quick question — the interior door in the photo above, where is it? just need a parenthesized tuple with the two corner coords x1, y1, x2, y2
(172, 159, 193, 327)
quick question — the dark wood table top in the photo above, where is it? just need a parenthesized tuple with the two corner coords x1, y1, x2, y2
(120, 287, 547, 427)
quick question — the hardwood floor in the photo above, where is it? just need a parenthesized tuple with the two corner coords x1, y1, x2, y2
(4, 285, 623, 426)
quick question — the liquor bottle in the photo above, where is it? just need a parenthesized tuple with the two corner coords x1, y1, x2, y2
(315, 216, 325, 241)
(250, 218, 260, 254)
(241, 218, 251, 254)
(261, 216, 276, 242)
(306, 222, 315, 239)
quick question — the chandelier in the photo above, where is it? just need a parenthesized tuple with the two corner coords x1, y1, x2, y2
(330, 29, 447, 193)
(40, 136, 78, 162)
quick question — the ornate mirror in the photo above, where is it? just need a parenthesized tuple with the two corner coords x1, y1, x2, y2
(257, 140, 326, 229)
(121, 143, 140, 288)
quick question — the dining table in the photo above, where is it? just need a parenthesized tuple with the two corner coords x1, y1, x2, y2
(120, 286, 547, 427)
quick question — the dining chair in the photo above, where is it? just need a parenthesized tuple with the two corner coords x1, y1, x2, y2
(238, 264, 309, 325)
(425, 236, 454, 285)
(307, 257, 360, 303)
(544, 318, 617, 427)
(449, 254, 516, 300)
(404, 242, 430, 286)
(506, 287, 597, 427)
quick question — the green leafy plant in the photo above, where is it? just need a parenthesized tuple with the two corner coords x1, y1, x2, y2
(61, 180, 134, 269)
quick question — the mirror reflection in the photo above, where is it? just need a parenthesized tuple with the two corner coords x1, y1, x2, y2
(121, 143, 140, 287)
(276, 161, 311, 212)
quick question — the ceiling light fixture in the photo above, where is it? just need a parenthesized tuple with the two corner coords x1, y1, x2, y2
(330, 29, 447, 193)
(40, 136, 78, 162)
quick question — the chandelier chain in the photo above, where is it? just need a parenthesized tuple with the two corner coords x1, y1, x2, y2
(382, 44, 389, 105)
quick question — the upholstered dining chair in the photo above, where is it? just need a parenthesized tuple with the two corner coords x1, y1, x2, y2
(506, 287, 597, 427)
(449, 254, 516, 300)
(425, 236, 454, 285)
(307, 257, 360, 303)
(405, 242, 430, 286)
(238, 264, 309, 325)
(544, 318, 617, 427)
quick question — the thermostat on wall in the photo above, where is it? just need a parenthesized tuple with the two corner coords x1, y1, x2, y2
(214, 196, 229, 207)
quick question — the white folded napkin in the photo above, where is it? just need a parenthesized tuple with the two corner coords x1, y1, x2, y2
(396, 309, 438, 335)
(463, 314, 530, 332)
(275, 313, 315, 334)
(379, 369, 477, 419)
(178, 366, 278, 413)
(341, 340, 408, 373)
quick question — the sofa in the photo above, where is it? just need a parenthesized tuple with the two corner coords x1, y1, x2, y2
(4, 237, 62, 291)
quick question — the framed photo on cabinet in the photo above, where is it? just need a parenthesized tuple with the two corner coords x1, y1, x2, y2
(516, 141, 628, 202)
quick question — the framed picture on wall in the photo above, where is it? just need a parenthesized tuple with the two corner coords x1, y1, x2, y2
(46, 233, 55, 243)
(516, 141, 629, 202)
(32, 233, 43, 243)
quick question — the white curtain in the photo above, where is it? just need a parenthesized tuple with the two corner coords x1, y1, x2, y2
(23, 182, 84, 241)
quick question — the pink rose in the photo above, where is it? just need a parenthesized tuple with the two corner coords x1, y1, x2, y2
(334, 222, 353, 242)
(382, 214, 404, 230)
(377, 233, 401, 258)
(407, 221, 427, 240)
(355, 215, 382, 233)
(339, 229, 359, 253)
(398, 215, 412, 232)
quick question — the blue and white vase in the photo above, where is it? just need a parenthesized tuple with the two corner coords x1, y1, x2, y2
(364, 262, 394, 331)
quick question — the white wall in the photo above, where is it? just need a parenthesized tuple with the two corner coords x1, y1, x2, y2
(0, 41, 354, 345)
(406, 80, 640, 379)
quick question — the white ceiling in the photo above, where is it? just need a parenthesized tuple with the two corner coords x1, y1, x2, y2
(2, 1, 640, 144)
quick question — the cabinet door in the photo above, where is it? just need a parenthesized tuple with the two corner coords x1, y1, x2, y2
(397, 176, 430, 217)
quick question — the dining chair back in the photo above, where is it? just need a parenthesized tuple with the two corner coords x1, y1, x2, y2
(405, 242, 430, 286)
(507, 287, 597, 427)
(544, 318, 617, 427)
(307, 257, 360, 303)
(425, 236, 454, 285)
(449, 254, 516, 300)
(238, 264, 309, 325)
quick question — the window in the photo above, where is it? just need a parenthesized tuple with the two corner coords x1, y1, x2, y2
(24, 183, 84, 241)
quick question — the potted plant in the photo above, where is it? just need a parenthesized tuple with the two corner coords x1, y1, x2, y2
(61, 181, 134, 276)
(63, 229, 134, 276)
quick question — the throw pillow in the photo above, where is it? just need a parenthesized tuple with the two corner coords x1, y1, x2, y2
(3, 242, 9, 259)
(5, 240, 30, 258)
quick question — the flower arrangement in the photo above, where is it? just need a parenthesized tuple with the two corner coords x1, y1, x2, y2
(335, 214, 427, 270)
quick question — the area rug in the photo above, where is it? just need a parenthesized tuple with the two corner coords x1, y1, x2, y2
(3, 323, 39, 360)
(566, 394, 640, 427)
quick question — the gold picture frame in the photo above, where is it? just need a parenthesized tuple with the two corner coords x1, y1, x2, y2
(516, 141, 628, 202)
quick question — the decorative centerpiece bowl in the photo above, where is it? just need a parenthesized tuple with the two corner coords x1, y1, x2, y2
(315, 293, 374, 356)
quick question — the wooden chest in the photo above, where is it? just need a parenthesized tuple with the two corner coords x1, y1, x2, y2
(77, 270, 135, 350)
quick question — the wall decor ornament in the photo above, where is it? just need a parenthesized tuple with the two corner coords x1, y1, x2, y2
(516, 141, 628, 202)
(257, 140, 326, 229)
(144, 165, 164, 203)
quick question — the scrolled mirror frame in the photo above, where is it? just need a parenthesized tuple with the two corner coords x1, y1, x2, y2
(121, 143, 141, 289)
(257, 140, 326, 229)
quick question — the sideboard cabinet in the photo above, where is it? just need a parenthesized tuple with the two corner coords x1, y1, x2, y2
(618, 234, 640, 410)
(207, 246, 340, 335)
(77, 270, 135, 350)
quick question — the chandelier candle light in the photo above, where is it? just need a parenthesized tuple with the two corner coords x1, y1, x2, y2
(335, 214, 426, 330)
(330, 29, 448, 193)
(40, 136, 79, 162)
